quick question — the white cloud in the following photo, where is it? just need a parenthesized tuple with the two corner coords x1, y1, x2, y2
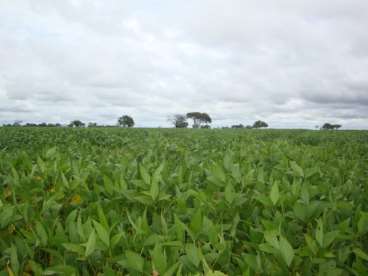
(0, 0, 368, 128)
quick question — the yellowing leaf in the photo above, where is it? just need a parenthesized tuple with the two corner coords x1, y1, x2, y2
(70, 194, 82, 205)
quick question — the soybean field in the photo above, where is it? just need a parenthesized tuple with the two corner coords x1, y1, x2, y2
(0, 127, 368, 275)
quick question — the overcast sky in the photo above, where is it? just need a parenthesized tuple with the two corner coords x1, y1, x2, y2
(1, 0, 368, 128)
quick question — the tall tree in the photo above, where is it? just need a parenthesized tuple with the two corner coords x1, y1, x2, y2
(252, 120, 268, 128)
(186, 112, 212, 128)
(231, 124, 244, 128)
(118, 115, 135, 128)
(322, 123, 342, 130)
(69, 120, 85, 127)
(88, 122, 98, 127)
(169, 114, 188, 128)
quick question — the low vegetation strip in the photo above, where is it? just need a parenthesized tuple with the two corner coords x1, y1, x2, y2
(0, 128, 367, 275)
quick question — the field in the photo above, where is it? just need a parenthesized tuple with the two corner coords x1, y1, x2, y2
(0, 127, 368, 275)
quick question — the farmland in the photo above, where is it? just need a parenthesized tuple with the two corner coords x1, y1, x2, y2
(0, 127, 368, 275)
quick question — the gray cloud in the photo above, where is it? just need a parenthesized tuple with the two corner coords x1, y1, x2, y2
(0, 0, 368, 128)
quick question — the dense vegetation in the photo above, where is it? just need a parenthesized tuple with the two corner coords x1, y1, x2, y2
(0, 127, 367, 275)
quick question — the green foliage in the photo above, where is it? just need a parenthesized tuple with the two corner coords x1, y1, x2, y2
(0, 127, 367, 275)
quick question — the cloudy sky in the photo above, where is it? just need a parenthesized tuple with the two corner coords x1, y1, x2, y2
(1, 0, 368, 128)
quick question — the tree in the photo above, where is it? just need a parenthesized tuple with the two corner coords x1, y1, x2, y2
(322, 123, 342, 130)
(252, 120, 268, 128)
(88, 122, 97, 127)
(169, 114, 188, 128)
(13, 120, 22, 127)
(69, 120, 85, 127)
(118, 115, 135, 128)
(186, 112, 212, 128)
(231, 124, 244, 128)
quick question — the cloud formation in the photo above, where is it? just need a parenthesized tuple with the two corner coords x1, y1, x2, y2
(1, 0, 368, 128)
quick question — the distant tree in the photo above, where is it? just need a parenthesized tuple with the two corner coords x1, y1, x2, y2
(322, 123, 342, 130)
(169, 114, 188, 128)
(252, 120, 268, 128)
(118, 115, 135, 128)
(322, 123, 331, 130)
(88, 122, 98, 127)
(69, 120, 85, 128)
(201, 124, 211, 129)
(231, 124, 244, 128)
(13, 120, 22, 127)
(245, 125, 253, 129)
(186, 112, 212, 128)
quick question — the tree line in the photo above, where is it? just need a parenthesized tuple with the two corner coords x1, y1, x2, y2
(1, 113, 343, 130)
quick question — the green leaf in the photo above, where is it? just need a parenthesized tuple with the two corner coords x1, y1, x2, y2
(243, 253, 262, 272)
(185, 244, 200, 267)
(111, 232, 124, 249)
(96, 203, 109, 230)
(358, 212, 368, 235)
(190, 209, 203, 235)
(290, 161, 304, 178)
(353, 248, 368, 261)
(305, 234, 318, 255)
(324, 231, 339, 248)
(151, 244, 167, 274)
(223, 152, 233, 172)
(84, 230, 96, 257)
(93, 220, 110, 247)
(205, 270, 227, 276)
(264, 230, 279, 249)
(62, 243, 84, 255)
(163, 262, 180, 276)
(45, 147, 57, 159)
(77, 214, 85, 241)
(140, 165, 151, 185)
(43, 265, 76, 275)
(279, 236, 294, 267)
(150, 178, 160, 201)
(35, 221, 48, 246)
(300, 184, 310, 204)
(152, 163, 164, 186)
(316, 219, 324, 248)
(125, 251, 144, 272)
(10, 244, 19, 275)
(270, 182, 279, 205)
(224, 183, 235, 204)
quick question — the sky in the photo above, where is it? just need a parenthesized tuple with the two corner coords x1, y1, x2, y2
(0, 0, 368, 128)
